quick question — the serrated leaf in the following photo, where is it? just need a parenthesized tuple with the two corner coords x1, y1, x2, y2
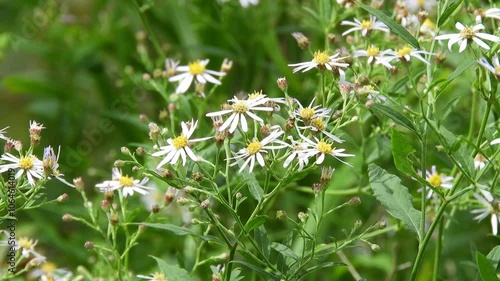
(476, 252, 500, 281)
(241, 172, 264, 202)
(244, 215, 268, 232)
(368, 164, 422, 241)
(151, 256, 198, 281)
(437, 0, 463, 28)
(487, 246, 500, 270)
(356, 2, 419, 48)
(140, 223, 225, 246)
(271, 242, 300, 262)
(391, 129, 418, 177)
(372, 104, 417, 133)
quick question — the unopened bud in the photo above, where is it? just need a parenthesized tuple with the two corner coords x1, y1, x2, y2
(176, 197, 189, 206)
(370, 244, 380, 252)
(101, 200, 110, 211)
(121, 147, 130, 155)
(436, 145, 445, 152)
(260, 124, 271, 137)
(327, 33, 336, 44)
(312, 183, 323, 194)
(191, 172, 203, 182)
(276, 210, 287, 220)
(157, 168, 173, 179)
(57, 193, 69, 202)
(110, 213, 119, 225)
(291, 32, 309, 49)
(220, 58, 233, 73)
(191, 218, 201, 225)
(277, 77, 288, 91)
(114, 160, 124, 167)
(62, 214, 73, 221)
(200, 199, 210, 209)
(136, 147, 146, 156)
(184, 186, 193, 193)
(132, 166, 141, 172)
(375, 220, 386, 229)
(235, 192, 242, 200)
(158, 109, 168, 121)
(84, 241, 94, 250)
(138, 224, 146, 232)
(139, 114, 148, 122)
(348, 196, 361, 205)
(365, 99, 375, 109)
(152, 204, 160, 214)
(142, 73, 151, 81)
(298, 212, 308, 222)
(354, 220, 362, 228)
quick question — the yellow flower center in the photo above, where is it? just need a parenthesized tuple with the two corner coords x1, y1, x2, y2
(367, 46, 380, 57)
(460, 27, 476, 39)
(397, 46, 412, 57)
(248, 90, 263, 100)
(317, 140, 333, 154)
(41, 262, 57, 273)
(361, 20, 373, 30)
(119, 175, 134, 187)
(313, 51, 331, 65)
(311, 118, 326, 131)
(300, 108, 315, 120)
(495, 66, 500, 76)
(152, 272, 166, 281)
(172, 134, 189, 149)
(423, 18, 435, 30)
(246, 140, 263, 155)
(19, 157, 34, 170)
(428, 173, 442, 187)
(18, 237, 34, 249)
(188, 60, 206, 75)
(232, 102, 249, 113)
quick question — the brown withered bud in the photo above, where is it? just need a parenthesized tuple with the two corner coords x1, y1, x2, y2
(157, 168, 173, 179)
(276, 210, 287, 220)
(57, 193, 69, 202)
(348, 196, 361, 205)
(285, 118, 295, 131)
(191, 172, 203, 182)
(215, 131, 225, 147)
(260, 124, 271, 137)
(110, 213, 120, 225)
(136, 147, 146, 156)
(291, 32, 310, 49)
(164, 189, 175, 205)
(84, 241, 94, 250)
(327, 33, 336, 44)
(277, 77, 287, 91)
(312, 183, 323, 194)
(220, 58, 233, 73)
(320, 167, 335, 185)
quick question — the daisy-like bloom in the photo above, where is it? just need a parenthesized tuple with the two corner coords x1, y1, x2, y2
(152, 119, 211, 167)
(0, 153, 43, 186)
(0, 126, 8, 140)
(29, 120, 45, 135)
(435, 22, 500, 53)
(42, 146, 75, 187)
(293, 98, 331, 124)
(230, 129, 288, 173)
(341, 15, 390, 37)
(356, 85, 387, 102)
(17, 237, 41, 258)
(478, 54, 500, 78)
(474, 153, 488, 170)
(283, 136, 310, 171)
(137, 272, 166, 281)
(95, 168, 152, 197)
(471, 189, 500, 235)
(476, 8, 500, 24)
(382, 46, 431, 65)
(419, 165, 454, 199)
(492, 138, 500, 145)
(30, 262, 73, 281)
(405, 0, 436, 12)
(299, 118, 344, 143)
(288, 50, 350, 74)
(420, 18, 436, 36)
(168, 59, 225, 94)
(353, 45, 393, 66)
(206, 95, 274, 133)
(298, 134, 354, 166)
(165, 58, 180, 77)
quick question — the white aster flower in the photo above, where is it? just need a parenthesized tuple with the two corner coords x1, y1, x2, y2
(17, 237, 41, 258)
(96, 168, 152, 197)
(492, 138, 500, 145)
(418, 165, 454, 199)
(382, 46, 431, 65)
(420, 18, 436, 36)
(165, 58, 180, 77)
(474, 153, 488, 170)
(206, 95, 274, 133)
(288, 51, 350, 75)
(405, 0, 436, 12)
(354, 45, 393, 67)
(0, 126, 8, 140)
(283, 136, 310, 170)
(230, 130, 288, 173)
(435, 22, 500, 52)
(478, 54, 500, 78)
(341, 15, 390, 37)
(298, 135, 354, 166)
(471, 189, 500, 235)
(0, 153, 43, 186)
(169, 59, 225, 94)
(137, 272, 166, 281)
(476, 8, 500, 24)
(356, 85, 387, 102)
(152, 119, 211, 167)
(299, 118, 344, 143)
(29, 120, 45, 134)
(294, 98, 331, 124)
(30, 262, 73, 281)
(42, 146, 75, 187)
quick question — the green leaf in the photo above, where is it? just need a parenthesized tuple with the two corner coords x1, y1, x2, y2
(271, 242, 300, 262)
(391, 129, 418, 177)
(254, 225, 271, 259)
(487, 246, 500, 270)
(299, 262, 345, 279)
(241, 172, 264, 202)
(356, 2, 419, 48)
(476, 251, 500, 281)
(437, 0, 463, 28)
(368, 164, 422, 241)
(244, 215, 268, 232)
(140, 223, 225, 246)
(151, 256, 198, 281)
(2, 75, 62, 96)
(372, 104, 417, 133)
(436, 58, 475, 97)
(231, 260, 279, 280)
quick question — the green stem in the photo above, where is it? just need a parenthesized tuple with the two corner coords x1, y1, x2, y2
(130, 0, 165, 61)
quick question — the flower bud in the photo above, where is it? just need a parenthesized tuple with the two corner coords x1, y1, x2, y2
(110, 213, 119, 225)
(370, 244, 380, 252)
(191, 172, 203, 182)
(348, 196, 361, 205)
(276, 210, 287, 220)
(298, 212, 308, 222)
(354, 220, 362, 228)
(277, 77, 288, 91)
(138, 224, 146, 232)
(136, 147, 146, 156)
(114, 160, 124, 167)
(157, 168, 173, 179)
(176, 197, 189, 206)
(220, 58, 233, 73)
(291, 32, 309, 48)
(62, 214, 73, 221)
(200, 199, 210, 209)
(101, 200, 110, 211)
(375, 220, 386, 229)
(320, 167, 335, 185)
(139, 114, 148, 122)
(84, 241, 94, 250)
(152, 204, 160, 214)
(57, 193, 69, 202)
(142, 73, 151, 81)
(312, 183, 323, 194)
(235, 192, 242, 200)
(121, 147, 130, 155)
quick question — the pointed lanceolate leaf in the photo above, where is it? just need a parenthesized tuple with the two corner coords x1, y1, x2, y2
(140, 223, 225, 246)
(244, 215, 268, 232)
(437, 0, 463, 28)
(372, 104, 417, 133)
(487, 246, 500, 270)
(356, 2, 419, 48)
(391, 129, 418, 178)
(368, 164, 422, 241)
(476, 251, 500, 281)
(151, 256, 198, 281)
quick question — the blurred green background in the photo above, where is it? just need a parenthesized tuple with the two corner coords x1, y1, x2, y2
(0, 0, 498, 280)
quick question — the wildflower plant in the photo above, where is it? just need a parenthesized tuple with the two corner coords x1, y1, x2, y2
(1, 0, 500, 280)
